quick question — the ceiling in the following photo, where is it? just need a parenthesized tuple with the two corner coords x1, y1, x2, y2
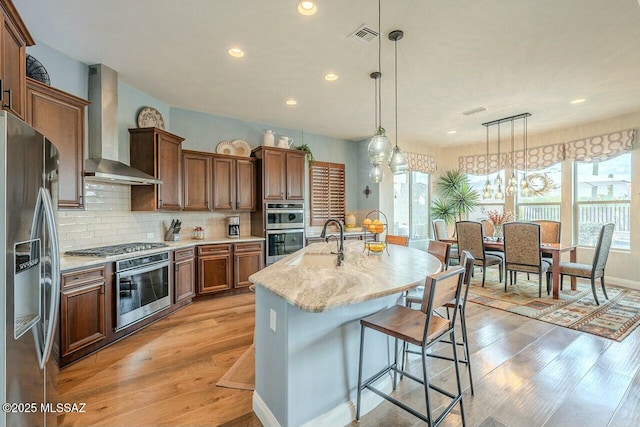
(15, 0, 640, 147)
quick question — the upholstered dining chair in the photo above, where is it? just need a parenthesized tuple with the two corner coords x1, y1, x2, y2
(533, 220, 561, 258)
(456, 221, 503, 286)
(480, 220, 494, 238)
(386, 234, 409, 246)
(433, 219, 459, 265)
(356, 266, 468, 426)
(503, 222, 551, 298)
(560, 223, 615, 305)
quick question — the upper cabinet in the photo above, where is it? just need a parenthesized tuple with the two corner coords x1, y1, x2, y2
(25, 78, 89, 209)
(0, 0, 34, 120)
(130, 127, 184, 211)
(182, 150, 212, 211)
(253, 146, 305, 202)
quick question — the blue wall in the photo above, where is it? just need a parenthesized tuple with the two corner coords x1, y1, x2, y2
(27, 41, 88, 99)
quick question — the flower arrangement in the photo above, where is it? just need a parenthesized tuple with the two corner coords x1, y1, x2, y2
(486, 209, 513, 225)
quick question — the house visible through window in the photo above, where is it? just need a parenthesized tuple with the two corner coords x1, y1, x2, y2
(309, 161, 345, 226)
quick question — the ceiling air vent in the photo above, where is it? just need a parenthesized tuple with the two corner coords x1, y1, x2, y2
(461, 106, 487, 116)
(348, 25, 379, 44)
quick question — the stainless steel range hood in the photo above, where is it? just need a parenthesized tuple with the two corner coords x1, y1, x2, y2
(84, 64, 161, 185)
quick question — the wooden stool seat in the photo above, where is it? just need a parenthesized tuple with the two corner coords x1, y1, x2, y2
(361, 305, 450, 347)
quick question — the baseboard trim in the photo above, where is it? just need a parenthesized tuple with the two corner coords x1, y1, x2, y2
(608, 277, 640, 290)
(253, 392, 281, 427)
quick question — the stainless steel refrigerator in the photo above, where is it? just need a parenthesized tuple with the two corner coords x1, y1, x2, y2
(0, 111, 60, 427)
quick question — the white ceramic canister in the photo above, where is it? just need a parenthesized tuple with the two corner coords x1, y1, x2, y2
(263, 130, 275, 147)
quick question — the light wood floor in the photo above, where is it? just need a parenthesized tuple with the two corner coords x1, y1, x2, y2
(59, 294, 640, 427)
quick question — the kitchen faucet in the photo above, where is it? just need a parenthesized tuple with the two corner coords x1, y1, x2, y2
(320, 218, 345, 266)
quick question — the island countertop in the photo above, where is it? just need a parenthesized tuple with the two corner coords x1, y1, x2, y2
(249, 240, 442, 312)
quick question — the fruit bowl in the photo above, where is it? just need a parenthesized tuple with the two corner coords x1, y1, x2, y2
(365, 242, 386, 254)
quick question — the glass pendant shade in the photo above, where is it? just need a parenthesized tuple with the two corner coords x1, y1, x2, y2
(508, 174, 517, 187)
(389, 146, 409, 174)
(368, 126, 393, 164)
(369, 164, 385, 183)
(506, 183, 515, 196)
(494, 174, 503, 186)
(482, 179, 493, 199)
(520, 175, 528, 190)
(495, 184, 504, 200)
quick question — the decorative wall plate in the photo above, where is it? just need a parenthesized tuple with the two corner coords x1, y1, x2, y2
(231, 139, 251, 157)
(216, 141, 236, 155)
(137, 107, 165, 129)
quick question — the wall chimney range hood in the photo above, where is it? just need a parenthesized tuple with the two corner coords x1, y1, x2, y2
(84, 64, 161, 185)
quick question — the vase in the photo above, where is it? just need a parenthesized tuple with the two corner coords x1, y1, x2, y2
(493, 224, 503, 241)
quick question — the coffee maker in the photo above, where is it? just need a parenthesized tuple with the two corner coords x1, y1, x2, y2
(227, 215, 240, 238)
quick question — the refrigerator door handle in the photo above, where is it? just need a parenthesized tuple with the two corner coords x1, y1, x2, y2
(38, 187, 61, 369)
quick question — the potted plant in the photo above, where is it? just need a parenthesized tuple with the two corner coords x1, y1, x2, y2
(294, 144, 315, 162)
(431, 170, 479, 226)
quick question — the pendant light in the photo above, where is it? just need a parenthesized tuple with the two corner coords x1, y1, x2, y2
(506, 118, 517, 196)
(368, 72, 385, 183)
(482, 125, 492, 199)
(494, 121, 504, 200)
(520, 114, 532, 196)
(367, 0, 392, 168)
(388, 29, 408, 174)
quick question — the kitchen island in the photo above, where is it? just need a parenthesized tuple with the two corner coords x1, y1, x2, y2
(249, 240, 442, 427)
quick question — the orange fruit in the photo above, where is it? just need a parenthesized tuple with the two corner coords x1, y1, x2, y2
(363, 218, 372, 225)
(375, 224, 384, 233)
(367, 224, 376, 233)
(373, 219, 382, 224)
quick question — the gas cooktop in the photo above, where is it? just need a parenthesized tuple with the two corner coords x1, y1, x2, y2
(65, 242, 169, 257)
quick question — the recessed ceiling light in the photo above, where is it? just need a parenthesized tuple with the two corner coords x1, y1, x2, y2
(286, 99, 297, 106)
(324, 73, 338, 81)
(228, 47, 244, 58)
(448, 130, 457, 134)
(570, 98, 586, 104)
(298, 1, 317, 15)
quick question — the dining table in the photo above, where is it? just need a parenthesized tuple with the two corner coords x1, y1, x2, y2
(442, 238, 577, 299)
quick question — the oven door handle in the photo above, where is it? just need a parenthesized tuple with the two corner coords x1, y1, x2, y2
(266, 229, 305, 235)
(266, 209, 304, 214)
(117, 260, 170, 278)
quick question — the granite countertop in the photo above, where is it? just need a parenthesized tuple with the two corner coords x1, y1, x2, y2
(60, 236, 265, 272)
(249, 240, 442, 313)
(305, 228, 367, 238)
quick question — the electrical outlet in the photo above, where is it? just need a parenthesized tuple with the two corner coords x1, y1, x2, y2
(270, 309, 276, 332)
(147, 232, 155, 239)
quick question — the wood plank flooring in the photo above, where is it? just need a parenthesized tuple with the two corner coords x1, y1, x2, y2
(58, 294, 640, 427)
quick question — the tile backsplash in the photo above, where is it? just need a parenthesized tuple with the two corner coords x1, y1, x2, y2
(55, 182, 250, 251)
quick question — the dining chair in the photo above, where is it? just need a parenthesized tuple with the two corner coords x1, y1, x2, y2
(386, 234, 409, 246)
(404, 250, 476, 395)
(456, 221, 503, 286)
(560, 223, 615, 305)
(503, 222, 551, 298)
(433, 219, 459, 266)
(480, 220, 494, 238)
(356, 266, 467, 426)
(533, 220, 561, 259)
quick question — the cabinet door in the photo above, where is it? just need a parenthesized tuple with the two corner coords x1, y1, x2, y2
(286, 151, 305, 200)
(198, 254, 232, 294)
(212, 157, 235, 210)
(183, 152, 211, 211)
(234, 251, 263, 288)
(175, 258, 195, 303)
(1, 13, 26, 119)
(60, 282, 106, 357)
(157, 133, 182, 210)
(236, 158, 256, 211)
(263, 150, 286, 200)
(26, 79, 88, 209)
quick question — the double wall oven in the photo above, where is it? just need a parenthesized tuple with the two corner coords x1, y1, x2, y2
(265, 203, 305, 265)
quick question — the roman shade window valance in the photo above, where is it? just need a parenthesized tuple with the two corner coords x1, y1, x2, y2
(406, 152, 437, 173)
(458, 128, 635, 174)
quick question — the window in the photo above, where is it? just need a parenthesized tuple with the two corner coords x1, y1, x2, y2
(574, 153, 631, 249)
(309, 161, 345, 226)
(393, 171, 430, 244)
(516, 164, 562, 221)
(467, 171, 505, 222)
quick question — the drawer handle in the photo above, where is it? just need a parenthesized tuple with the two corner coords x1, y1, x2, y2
(3, 89, 12, 110)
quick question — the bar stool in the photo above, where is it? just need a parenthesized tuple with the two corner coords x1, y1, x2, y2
(356, 266, 468, 426)
(404, 251, 475, 395)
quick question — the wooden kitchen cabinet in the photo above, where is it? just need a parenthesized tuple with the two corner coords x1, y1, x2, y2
(212, 155, 256, 211)
(0, 0, 34, 120)
(174, 247, 195, 304)
(182, 150, 211, 211)
(25, 78, 89, 209)
(130, 127, 184, 211)
(234, 241, 263, 288)
(60, 266, 108, 358)
(197, 244, 233, 294)
(253, 146, 305, 201)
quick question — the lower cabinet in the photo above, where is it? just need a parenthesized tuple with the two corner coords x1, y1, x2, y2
(174, 247, 195, 303)
(60, 266, 108, 358)
(197, 241, 264, 294)
(234, 242, 264, 288)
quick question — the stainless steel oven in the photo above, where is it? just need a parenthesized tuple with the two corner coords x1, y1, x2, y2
(266, 203, 304, 230)
(266, 229, 305, 265)
(115, 252, 171, 331)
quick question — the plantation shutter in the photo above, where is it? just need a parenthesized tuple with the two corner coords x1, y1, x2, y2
(310, 161, 345, 226)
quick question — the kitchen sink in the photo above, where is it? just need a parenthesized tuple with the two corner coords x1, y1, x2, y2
(287, 253, 338, 267)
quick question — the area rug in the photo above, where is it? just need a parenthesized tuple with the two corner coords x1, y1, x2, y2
(466, 270, 640, 341)
(216, 344, 255, 391)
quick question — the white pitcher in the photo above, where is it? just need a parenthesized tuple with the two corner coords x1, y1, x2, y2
(263, 130, 275, 147)
(278, 136, 293, 149)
